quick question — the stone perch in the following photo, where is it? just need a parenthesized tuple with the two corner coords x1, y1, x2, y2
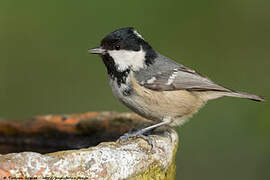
(0, 112, 178, 179)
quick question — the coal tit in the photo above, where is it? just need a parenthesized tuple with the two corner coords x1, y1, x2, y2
(89, 27, 264, 145)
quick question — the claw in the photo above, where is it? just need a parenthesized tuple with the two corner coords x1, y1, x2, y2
(137, 134, 154, 148)
(117, 121, 170, 149)
(118, 129, 155, 148)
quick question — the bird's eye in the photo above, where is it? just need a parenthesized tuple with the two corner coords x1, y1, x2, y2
(115, 45, 120, 50)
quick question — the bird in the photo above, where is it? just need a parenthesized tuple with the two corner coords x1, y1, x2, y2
(88, 27, 264, 146)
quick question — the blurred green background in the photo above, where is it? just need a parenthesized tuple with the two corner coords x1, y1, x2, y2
(0, 0, 269, 179)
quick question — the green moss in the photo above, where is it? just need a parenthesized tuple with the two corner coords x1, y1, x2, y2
(128, 143, 178, 180)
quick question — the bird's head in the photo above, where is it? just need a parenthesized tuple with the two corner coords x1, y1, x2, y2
(89, 27, 157, 72)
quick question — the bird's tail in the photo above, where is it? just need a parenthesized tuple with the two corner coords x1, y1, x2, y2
(225, 91, 265, 102)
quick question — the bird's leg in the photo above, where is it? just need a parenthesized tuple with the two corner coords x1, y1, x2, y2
(118, 121, 170, 148)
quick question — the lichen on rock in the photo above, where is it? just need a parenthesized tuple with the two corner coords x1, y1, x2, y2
(0, 112, 178, 179)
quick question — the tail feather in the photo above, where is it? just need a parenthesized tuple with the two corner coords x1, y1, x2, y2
(226, 91, 265, 102)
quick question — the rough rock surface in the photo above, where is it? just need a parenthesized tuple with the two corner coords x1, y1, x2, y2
(0, 112, 178, 179)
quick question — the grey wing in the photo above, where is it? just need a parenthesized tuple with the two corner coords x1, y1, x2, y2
(135, 54, 231, 92)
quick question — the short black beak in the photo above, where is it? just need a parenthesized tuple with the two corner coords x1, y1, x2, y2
(88, 46, 105, 54)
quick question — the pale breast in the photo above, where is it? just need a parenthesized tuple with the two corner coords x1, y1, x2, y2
(110, 73, 206, 126)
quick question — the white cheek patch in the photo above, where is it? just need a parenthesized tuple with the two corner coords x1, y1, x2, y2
(108, 47, 146, 71)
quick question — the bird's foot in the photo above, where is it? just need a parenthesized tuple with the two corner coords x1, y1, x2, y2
(118, 129, 155, 148)
(118, 121, 170, 148)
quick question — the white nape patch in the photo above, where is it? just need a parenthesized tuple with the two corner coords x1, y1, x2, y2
(133, 30, 144, 39)
(166, 70, 178, 85)
(146, 77, 156, 84)
(108, 47, 146, 71)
